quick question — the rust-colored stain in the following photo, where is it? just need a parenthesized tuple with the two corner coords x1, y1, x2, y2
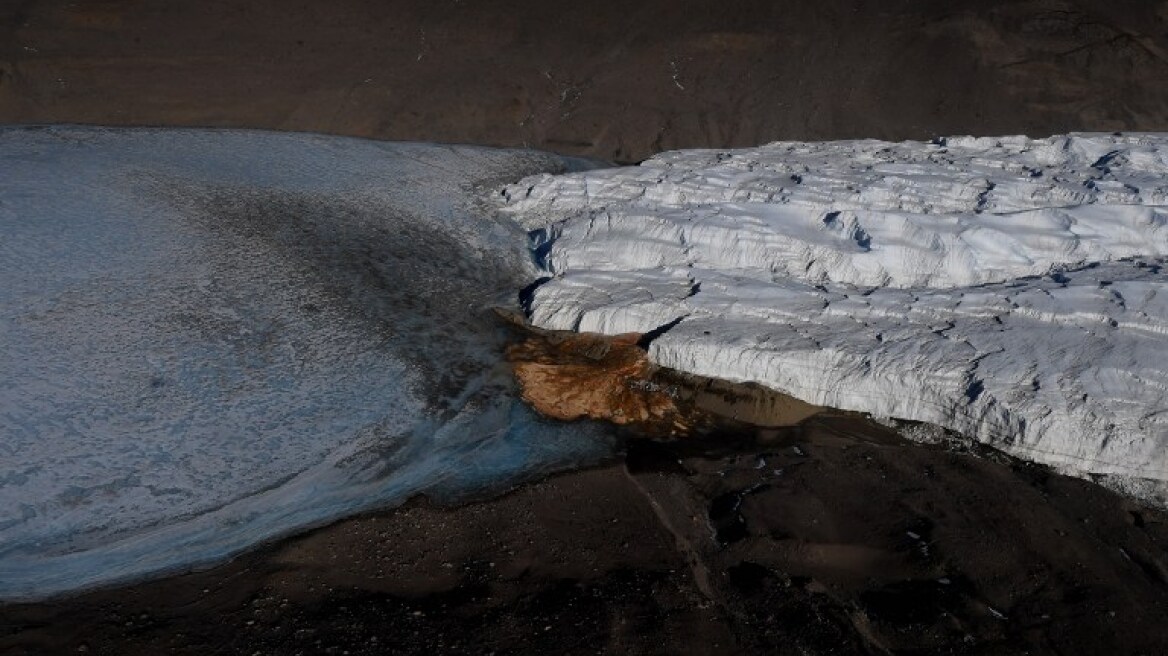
(506, 323, 823, 436)
(507, 331, 685, 430)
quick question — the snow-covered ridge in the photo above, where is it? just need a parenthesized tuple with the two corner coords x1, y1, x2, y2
(499, 134, 1168, 503)
(503, 134, 1168, 289)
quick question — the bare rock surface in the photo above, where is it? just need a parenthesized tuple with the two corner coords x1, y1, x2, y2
(2, 1, 1168, 161)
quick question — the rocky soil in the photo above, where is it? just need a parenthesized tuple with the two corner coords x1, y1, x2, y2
(3, 0, 1168, 162)
(4, 415, 1168, 654)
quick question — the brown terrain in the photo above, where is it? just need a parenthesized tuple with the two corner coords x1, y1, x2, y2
(2, 0, 1168, 161)
(505, 323, 820, 433)
(4, 0, 1168, 654)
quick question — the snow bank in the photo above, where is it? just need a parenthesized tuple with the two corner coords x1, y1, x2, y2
(0, 127, 611, 601)
(500, 134, 1168, 502)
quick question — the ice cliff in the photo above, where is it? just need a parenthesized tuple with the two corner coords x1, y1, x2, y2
(500, 134, 1168, 504)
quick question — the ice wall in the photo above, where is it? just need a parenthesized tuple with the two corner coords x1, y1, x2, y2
(501, 134, 1168, 504)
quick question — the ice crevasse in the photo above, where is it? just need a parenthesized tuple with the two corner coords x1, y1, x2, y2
(500, 133, 1168, 505)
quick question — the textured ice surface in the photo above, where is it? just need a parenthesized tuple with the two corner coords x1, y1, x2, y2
(500, 134, 1168, 503)
(0, 126, 612, 601)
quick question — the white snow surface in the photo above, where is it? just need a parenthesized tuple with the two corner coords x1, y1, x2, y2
(500, 134, 1168, 501)
(0, 126, 611, 601)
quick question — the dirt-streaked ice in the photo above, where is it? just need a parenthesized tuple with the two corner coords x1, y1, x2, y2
(0, 126, 611, 601)
(501, 134, 1168, 505)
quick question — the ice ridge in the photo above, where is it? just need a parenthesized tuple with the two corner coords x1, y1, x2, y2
(500, 134, 1168, 503)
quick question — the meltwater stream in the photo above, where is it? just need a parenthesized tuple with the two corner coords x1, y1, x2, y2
(0, 127, 614, 601)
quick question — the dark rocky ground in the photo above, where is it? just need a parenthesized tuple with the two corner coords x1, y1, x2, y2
(2, 0, 1167, 162)
(4, 416, 1168, 654)
(4, 0, 1168, 653)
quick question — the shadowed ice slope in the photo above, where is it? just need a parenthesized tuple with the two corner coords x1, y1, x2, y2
(0, 126, 612, 601)
(501, 133, 1168, 504)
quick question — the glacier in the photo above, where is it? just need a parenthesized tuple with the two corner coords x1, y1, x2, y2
(0, 126, 612, 601)
(500, 133, 1168, 505)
